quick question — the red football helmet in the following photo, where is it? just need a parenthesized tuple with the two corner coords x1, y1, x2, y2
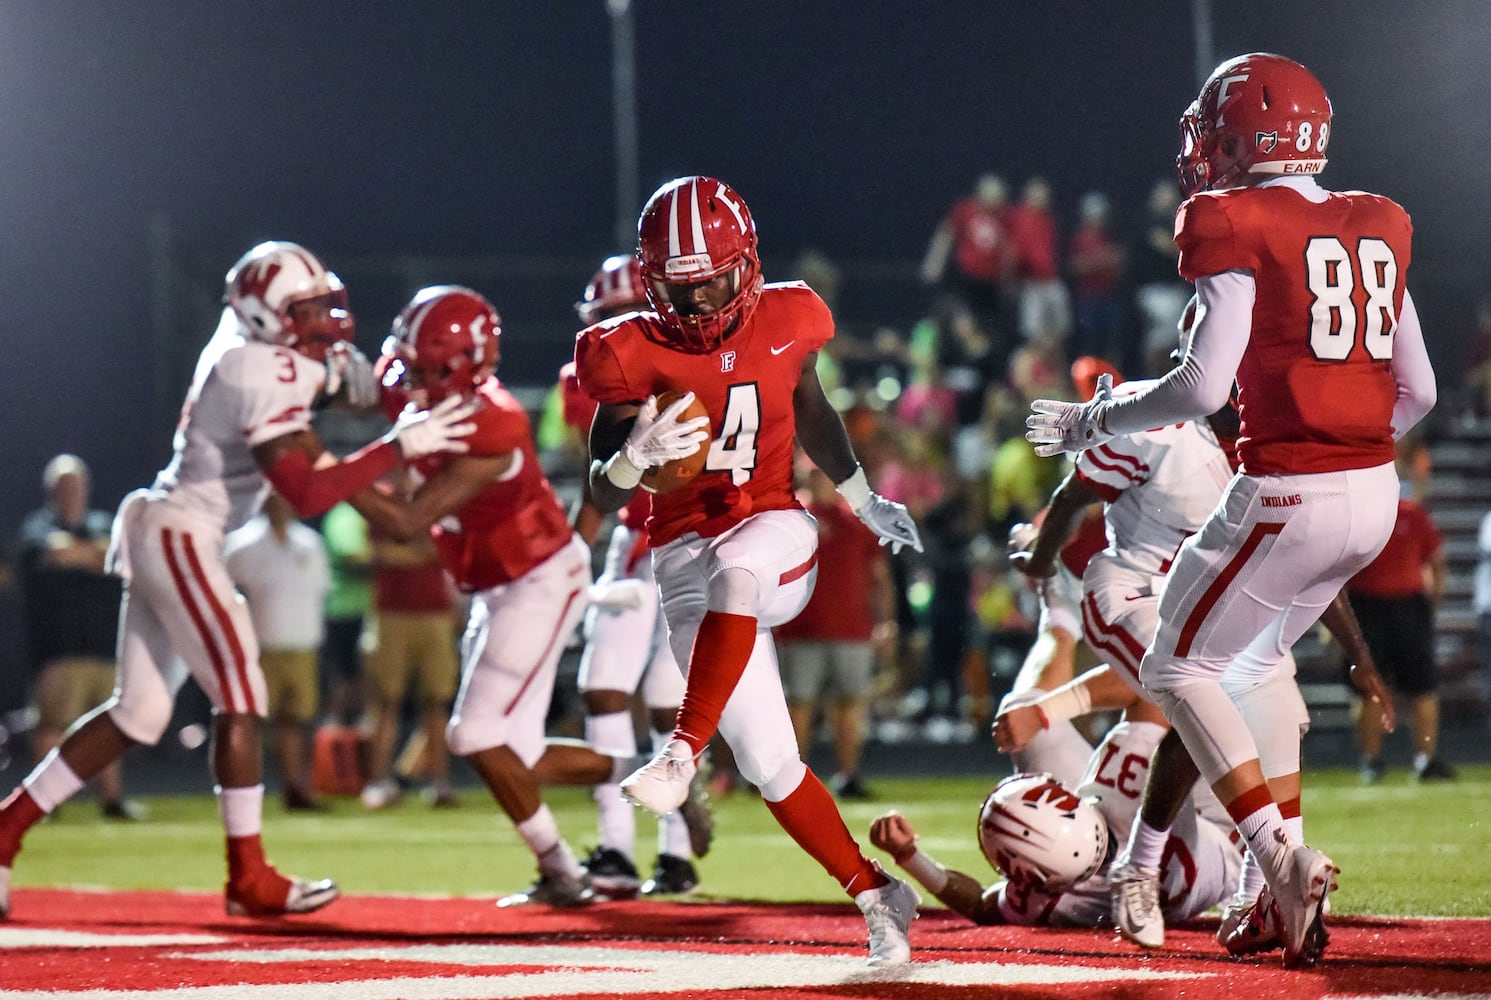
(977, 773, 1109, 893)
(576, 254, 647, 326)
(1177, 53, 1332, 197)
(381, 286, 501, 404)
(637, 176, 763, 352)
(225, 241, 352, 362)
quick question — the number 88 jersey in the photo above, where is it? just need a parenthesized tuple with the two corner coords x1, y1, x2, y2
(1175, 179, 1412, 476)
(574, 281, 834, 547)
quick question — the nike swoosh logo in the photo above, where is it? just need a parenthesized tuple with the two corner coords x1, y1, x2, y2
(770, 342, 795, 355)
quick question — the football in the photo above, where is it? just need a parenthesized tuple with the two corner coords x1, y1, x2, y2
(640, 390, 711, 494)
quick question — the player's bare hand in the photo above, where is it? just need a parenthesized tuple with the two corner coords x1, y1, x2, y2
(993, 703, 1046, 753)
(1347, 658, 1397, 734)
(869, 810, 919, 862)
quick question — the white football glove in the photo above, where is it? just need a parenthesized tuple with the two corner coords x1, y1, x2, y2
(603, 392, 710, 490)
(624, 392, 710, 469)
(1025, 373, 1114, 458)
(587, 578, 649, 614)
(836, 467, 924, 554)
(322, 342, 379, 411)
(387, 395, 479, 460)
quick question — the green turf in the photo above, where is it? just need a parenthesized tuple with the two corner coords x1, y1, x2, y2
(14, 766, 1490, 918)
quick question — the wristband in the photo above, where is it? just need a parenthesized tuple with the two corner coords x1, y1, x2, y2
(1037, 682, 1093, 726)
(835, 466, 872, 511)
(900, 849, 950, 895)
(601, 451, 644, 490)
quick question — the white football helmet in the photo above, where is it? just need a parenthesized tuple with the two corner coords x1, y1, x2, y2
(978, 773, 1109, 892)
(225, 241, 349, 360)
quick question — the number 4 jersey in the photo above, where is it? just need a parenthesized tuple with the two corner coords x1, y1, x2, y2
(1175, 180, 1412, 475)
(574, 281, 833, 547)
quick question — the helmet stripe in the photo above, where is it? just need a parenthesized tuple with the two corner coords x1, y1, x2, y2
(668, 184, 682, 258)
(688, 178, 707, 255)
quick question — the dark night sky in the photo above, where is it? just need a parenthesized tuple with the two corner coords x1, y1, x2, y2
(2, 1, 1487, 537)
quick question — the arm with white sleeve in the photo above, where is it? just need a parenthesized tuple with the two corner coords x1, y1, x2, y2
(1026, 271, 1251, 456)
(1388, 289, 1436, 438)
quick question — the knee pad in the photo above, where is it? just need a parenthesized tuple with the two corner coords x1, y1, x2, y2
(584, 710, 637, 758)
(105, 692, 172, 746)
(755, 755, 808, 803)
(707, 565, 762, 618)
(1228, 674, 1308, 780)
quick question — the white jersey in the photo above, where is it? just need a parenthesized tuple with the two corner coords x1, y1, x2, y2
(152, 310, 325, 533)
(987, 720, 1240, 927)
(1074, 379, 1234, 579)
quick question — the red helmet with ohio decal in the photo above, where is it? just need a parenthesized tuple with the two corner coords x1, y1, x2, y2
(225, 241, 353, 361)
(977, 773, 1109, 892)
(576, 254, 647, 326)
(381, 286, 501, 405)
(1177, 53, 1332, 197)
(637, 175, 764, 352)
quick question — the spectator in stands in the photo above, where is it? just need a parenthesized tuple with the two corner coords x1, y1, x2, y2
(1007, 177, 1070, 347)
(777, 464, 896, 799)
(1347, 487, 1452, 782)
(225, 492, 331, 810)
(1478, 508, 1491, 709)
(319, 501, 373, 725)
(906, 299, 999, 423)
(359, 468, 460, 810)
(14, 455, 144, 821)
(1460, 297, 1491, 420)
(1067, 191, 1126, 364)
(921, 173, 1016, 344)
(1129, 178, 1191, 376)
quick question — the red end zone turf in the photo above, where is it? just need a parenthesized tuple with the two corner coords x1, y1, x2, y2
(2, 889, 1489, 999)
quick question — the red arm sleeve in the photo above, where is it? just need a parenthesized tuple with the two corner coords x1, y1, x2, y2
(264, 440, 399, 518)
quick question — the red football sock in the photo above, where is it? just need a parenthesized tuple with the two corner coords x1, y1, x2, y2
(225, 833, 269, 882)
(764, 768, 886, 897)
(0, 789, 44, 867)
(672, 611, 758, 755)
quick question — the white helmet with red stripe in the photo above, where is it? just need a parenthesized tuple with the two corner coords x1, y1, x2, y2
(637, 175, 763, 352)
(576, 254, 647, 326)
(225, 241, 351, 361)
(977, 773, 1109, 892)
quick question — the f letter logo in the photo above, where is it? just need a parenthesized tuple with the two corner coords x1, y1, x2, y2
(720, 351, 737, 373)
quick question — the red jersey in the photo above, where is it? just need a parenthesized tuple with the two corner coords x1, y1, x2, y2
(574, 281, 834, 546)
(412, 379, 573, 591)
(946, 198, 1012, 282)
(1348, 498, 1442, 599)
(1067, 224, 1121, 298)
(1175, 185, 1412, 475)
(557, 361, 650, 531)
(1007, 203, 1059, 281)
(774, 499, 883, 642)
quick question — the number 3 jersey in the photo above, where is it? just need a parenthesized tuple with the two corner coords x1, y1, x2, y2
(1175, 178, 1412, 476)
(574, 282, 834, 547)
(153, 312, 325, 534)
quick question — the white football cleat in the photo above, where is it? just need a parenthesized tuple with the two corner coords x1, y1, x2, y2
(1273, 845, 1338, 969)
(855, 870, 919, 966)
(620, 739, 697, 816)
(1108, 861, 1164, 949)
(0, 865, 10, 920)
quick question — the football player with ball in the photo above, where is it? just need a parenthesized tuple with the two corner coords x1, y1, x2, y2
(576, 175, 923, 966)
